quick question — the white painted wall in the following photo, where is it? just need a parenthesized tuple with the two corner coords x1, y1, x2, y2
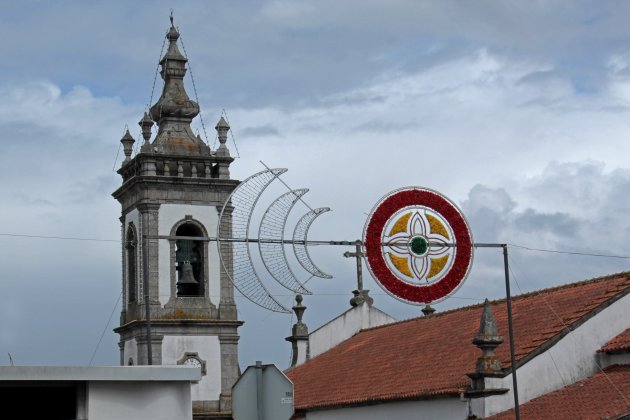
(482, 292, 630, 417)
(162, 335, 221, 402)
(309, 304, 395, 360)
(158, 204, 220, 305)
(305, 397, 467, 420)
(88, 381, 192, 420)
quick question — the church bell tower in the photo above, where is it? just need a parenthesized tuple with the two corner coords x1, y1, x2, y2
(112, 20, 241, 418)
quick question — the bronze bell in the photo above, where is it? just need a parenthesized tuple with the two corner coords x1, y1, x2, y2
(177, 261, 198, 296)
(178, 261, 198, 285)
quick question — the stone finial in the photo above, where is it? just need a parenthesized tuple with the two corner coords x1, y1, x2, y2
(286, 294, 309, 367)
(139, 112, 153, 145)
(350, 289, 373, 307)
(215, 117, 231, 157)
(466, 299, 508, 398)
(120, 129, 135, 163)
(291, 294, 308, 337)
(421, 304, 436, 316)
(473, 299, 504, 365)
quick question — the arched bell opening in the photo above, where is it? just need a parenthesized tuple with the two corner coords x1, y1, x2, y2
(175, 223, 205, 297)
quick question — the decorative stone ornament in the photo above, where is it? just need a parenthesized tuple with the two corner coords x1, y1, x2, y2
(139, 112, 153, 144)
(363, 187, 474, 304)
(466, 299, 508, 398)
(120, 129, 135, 163)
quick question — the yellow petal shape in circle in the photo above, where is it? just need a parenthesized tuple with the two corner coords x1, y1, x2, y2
(428, 255, 449, 279)
(426, 214, 450, 240)
(389, 212, 412, 236)
(388, 253, 413, 278)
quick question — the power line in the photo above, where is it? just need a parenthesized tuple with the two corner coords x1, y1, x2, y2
(2, 232, 630, 261)
(509, 243, 630, 259)
(0, 233, 118, 243)
(88, 292, 122, 366)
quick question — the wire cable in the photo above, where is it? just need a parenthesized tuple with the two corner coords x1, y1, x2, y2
(509, 243, 630, 259)
(88, 292, 122, 366)
(0, 233, 118, 242)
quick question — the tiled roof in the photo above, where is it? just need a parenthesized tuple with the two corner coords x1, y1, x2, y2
(600, 327, 630, 354)
(489, 364, 630, 420)
(286, 273, 630, 412)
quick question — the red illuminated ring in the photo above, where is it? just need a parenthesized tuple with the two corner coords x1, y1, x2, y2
(363, 187, 473, 304)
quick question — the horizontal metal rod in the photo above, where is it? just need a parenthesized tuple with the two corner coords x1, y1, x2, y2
(147, 235, 505, 248)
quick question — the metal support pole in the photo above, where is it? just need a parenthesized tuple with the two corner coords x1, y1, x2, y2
(143, 227, 153, 365)
(343, 240, 364, 292)
(255, 361, 264, 420)
(503, 245, 520, 419)
(355, 241, 363, 291)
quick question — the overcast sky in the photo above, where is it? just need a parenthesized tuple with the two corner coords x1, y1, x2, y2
(2, 0, 630, 369)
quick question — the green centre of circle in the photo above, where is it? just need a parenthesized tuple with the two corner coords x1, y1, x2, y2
(410, 236, 428, 255)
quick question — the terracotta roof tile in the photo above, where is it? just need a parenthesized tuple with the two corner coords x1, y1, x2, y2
(286, 273, 630, 411)
(489, 365, 630, 419)
(600, 327, 630, 354)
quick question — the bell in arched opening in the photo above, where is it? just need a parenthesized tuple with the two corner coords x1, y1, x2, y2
(177, 261, 199, 296)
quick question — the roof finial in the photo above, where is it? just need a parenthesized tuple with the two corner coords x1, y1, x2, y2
(465, 299, 509, 398)
(422, 304, 436, 316)
(170, 9, 174, 26)
(286, 294, 309, 367)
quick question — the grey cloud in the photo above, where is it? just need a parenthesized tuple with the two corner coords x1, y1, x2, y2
(513, 209, 579, 237)
(5, 1, 630, 110)
(240, 124, 281, 137)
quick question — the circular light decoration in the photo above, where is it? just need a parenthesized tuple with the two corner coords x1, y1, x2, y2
(363, 187, 474, 304)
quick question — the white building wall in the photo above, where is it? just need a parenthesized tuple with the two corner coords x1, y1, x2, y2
(158, 204, 220, 306)
(309, 304, 395, 360)
(305, 397, 467, 420)
(88, 381, 192, 420)
(123, 338, 138, 366)
(162, 335, 221, 401)
(482, 292, 630, 417)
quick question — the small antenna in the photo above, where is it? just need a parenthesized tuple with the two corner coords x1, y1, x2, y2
(8, 353, 14, 366)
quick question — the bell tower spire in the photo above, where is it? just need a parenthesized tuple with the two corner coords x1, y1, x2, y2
(148, 16, 209, 155)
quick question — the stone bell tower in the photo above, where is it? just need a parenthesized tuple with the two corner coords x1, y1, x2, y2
(112, 19, 241, 418)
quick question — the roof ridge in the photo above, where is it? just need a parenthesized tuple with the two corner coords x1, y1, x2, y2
(361, 271, 630, 333)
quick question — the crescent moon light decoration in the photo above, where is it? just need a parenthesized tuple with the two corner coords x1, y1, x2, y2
(217, 168, 332, 313)
(218, 168, 291, 313)
(293, 207, 333, 279)
(258, 189, 312, 294)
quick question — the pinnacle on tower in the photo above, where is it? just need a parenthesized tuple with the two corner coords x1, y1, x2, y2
(147, 17, 210, 156)
(120, 129, 135, 163)
(139, 112, 153, 144)
(214, 116, 231, 157)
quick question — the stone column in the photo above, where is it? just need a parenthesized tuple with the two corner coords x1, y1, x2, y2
(219, 332, 240, 412)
